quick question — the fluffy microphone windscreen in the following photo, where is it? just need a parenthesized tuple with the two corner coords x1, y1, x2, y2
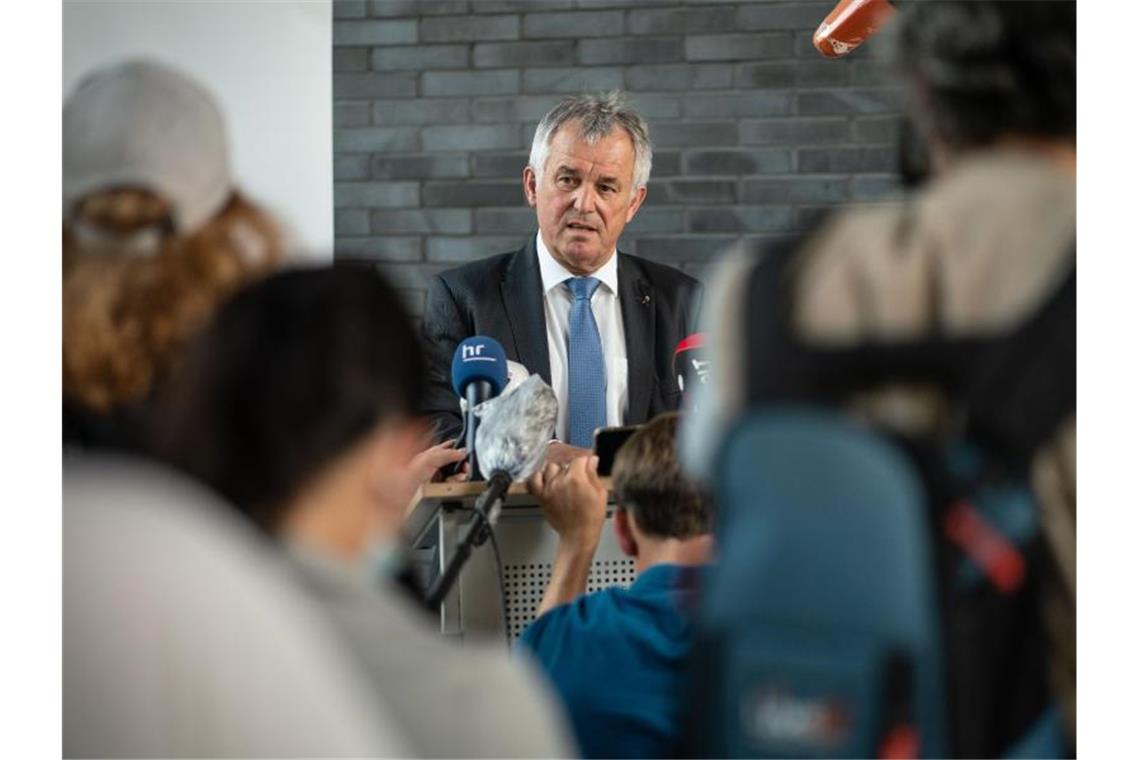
(813, 0, 895, 58)
(474, 374, 558, 480)
(450, 336, 508, 397)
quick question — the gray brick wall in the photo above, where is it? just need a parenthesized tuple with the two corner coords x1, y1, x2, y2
(333, 0, 906, 316)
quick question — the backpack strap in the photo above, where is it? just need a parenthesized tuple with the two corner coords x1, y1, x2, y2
(740, 243, 1075, 469)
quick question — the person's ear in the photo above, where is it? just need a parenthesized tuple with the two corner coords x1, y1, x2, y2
(624, 185, 647, 223)
(523, 166, 538, 208)
(614, 507, 638, 559)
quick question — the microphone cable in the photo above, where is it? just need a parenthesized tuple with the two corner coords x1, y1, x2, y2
(487, 526, 512, 651)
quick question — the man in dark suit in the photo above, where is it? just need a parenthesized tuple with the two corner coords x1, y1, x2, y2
(422, 92, 701, 459)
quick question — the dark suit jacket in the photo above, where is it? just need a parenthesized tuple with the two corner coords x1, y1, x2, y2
(422, 236, 703, 443)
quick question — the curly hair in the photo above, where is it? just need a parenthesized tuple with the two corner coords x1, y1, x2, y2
(63, 189, 282, 413)
(885, 1, 1076, 149)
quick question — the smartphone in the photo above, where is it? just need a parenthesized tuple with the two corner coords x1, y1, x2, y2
(593, 425, 640, 477)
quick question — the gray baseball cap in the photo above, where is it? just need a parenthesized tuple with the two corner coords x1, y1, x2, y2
(63, 59, 232, 235)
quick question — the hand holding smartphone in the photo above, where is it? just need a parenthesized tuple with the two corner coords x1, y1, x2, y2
(593, 425, 640, 477)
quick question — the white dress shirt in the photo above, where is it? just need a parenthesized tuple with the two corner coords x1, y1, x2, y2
(535, 233, 629, 443)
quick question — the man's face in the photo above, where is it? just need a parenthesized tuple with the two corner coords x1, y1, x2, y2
(523, 123, 648, 276)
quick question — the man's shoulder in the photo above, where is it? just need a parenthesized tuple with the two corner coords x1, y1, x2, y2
(620, 251, 701, 293)
(434, 246, 528, 292)
(521, 585, 633, 645)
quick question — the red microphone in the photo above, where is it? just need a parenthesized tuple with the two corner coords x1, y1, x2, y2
(673, 333, 711, 406)
(813, 0, 896, 58)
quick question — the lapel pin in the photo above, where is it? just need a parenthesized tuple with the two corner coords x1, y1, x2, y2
(640, 294, 651, 305)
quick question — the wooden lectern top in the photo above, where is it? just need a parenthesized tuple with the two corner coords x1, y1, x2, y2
(407, 479, 615, 548)
(419, 477, 614, 507)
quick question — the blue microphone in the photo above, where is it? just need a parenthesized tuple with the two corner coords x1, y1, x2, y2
(451, 336, 508, 397)
(450, 337, 508, 479)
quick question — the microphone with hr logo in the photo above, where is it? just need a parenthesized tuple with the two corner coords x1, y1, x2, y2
(451, 336, 508, 479)
(673, 333, 712, 407)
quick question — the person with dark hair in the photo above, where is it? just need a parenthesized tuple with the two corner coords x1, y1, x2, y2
(519, 412, 714, 758)
(684, 0, 1075, 752)
(890, 0, 1075, 171)
(152, 266, 574, 758)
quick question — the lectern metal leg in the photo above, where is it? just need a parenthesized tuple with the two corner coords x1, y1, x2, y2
(437, 506, 463, 638)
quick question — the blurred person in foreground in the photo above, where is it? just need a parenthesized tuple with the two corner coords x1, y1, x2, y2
(520, 412, 714, 758)
(63, 59, 283, 452)
(151, 265, 575, 758)
(61, 57, 465, 486)
(61, 59, 463, 757)
(65, 458, 409, 757)
(685, 0, 1075, 750)
(62, 59, 412, 757)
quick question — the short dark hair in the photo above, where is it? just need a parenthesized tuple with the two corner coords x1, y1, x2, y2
(611, 412, 713, 539)
(151, 264, 425, 532)
(886, 1, 1076, 149)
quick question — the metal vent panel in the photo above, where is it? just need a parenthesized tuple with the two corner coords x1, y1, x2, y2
(503, 557, 636, 639)
(454, 511, 634, 640)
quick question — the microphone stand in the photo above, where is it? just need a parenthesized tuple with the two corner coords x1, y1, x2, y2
(464, 380, 492, 481)
(424, 470, 512, 609)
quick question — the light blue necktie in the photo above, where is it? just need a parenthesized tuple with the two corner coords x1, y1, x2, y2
(565, 277, 606, 448)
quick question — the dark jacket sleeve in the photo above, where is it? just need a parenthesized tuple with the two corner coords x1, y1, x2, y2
(421, 274, 467, 443)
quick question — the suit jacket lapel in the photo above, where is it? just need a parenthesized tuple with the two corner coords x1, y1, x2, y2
(618, 253, 655, 425)
(500, 238, 552, 385)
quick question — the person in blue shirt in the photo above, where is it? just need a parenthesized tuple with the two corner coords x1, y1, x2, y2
(519, 412, 714, 758)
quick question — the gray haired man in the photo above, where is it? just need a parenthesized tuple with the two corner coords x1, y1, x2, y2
(422, 92, 703, 460)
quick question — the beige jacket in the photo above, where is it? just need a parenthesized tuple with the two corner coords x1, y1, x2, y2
(794, 149, 1076, 738)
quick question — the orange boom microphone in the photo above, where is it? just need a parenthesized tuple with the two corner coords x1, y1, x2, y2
(813, 0, 896, 58)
